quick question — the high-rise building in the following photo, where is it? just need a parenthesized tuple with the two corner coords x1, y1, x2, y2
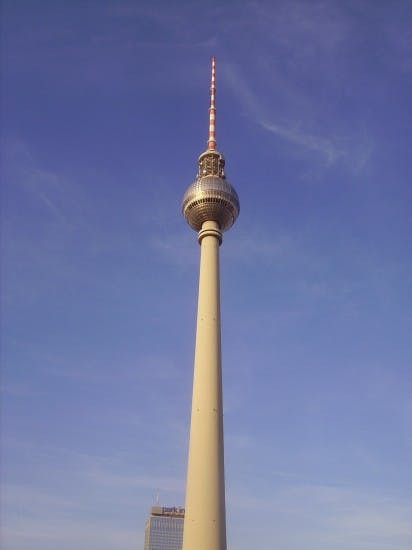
(144, 506, 185, 550)
(181, 57, 240, 550)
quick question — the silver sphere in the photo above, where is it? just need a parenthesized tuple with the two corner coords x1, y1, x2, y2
(182, 175, 240, 232)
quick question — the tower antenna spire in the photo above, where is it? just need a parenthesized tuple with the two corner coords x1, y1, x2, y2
(207, 55, 217, 150)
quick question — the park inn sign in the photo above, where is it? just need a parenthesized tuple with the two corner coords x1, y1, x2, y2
(150, 506, 185, 518)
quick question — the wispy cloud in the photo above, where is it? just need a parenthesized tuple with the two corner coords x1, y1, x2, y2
(260, 120, 344, 164)
(83, 470, 183, 492)
(150, 230, 198, 269)
(224, 227, 295, 264)
(217, 1, 377, 171)
(227, 483, 412, 549)
(224, 63, 345, 165)
(1, 444, 184, 548)
(0, 382, 42, 397)
(2, 517, 138, 550)
(3, 139, 70, 222)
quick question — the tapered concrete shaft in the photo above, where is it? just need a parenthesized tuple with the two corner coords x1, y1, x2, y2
(182, 220, 226, 550)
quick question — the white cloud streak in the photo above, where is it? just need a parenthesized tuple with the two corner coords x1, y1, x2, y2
(227, 484, 412, 549)
(224, 62, 345, 165)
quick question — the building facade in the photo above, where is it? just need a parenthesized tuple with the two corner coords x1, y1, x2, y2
(144, 506, 185, 550)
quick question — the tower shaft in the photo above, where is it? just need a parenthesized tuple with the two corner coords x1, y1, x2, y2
(182, 220, 226, 550)
(181, 56, 238, 549)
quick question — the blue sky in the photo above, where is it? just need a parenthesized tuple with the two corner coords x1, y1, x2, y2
(1, 1, 411, 548)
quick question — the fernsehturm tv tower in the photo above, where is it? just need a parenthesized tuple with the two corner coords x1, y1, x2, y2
(181, 57, 239, 550)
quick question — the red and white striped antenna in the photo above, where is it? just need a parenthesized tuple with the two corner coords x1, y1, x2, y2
(207, 56, 217, 150)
